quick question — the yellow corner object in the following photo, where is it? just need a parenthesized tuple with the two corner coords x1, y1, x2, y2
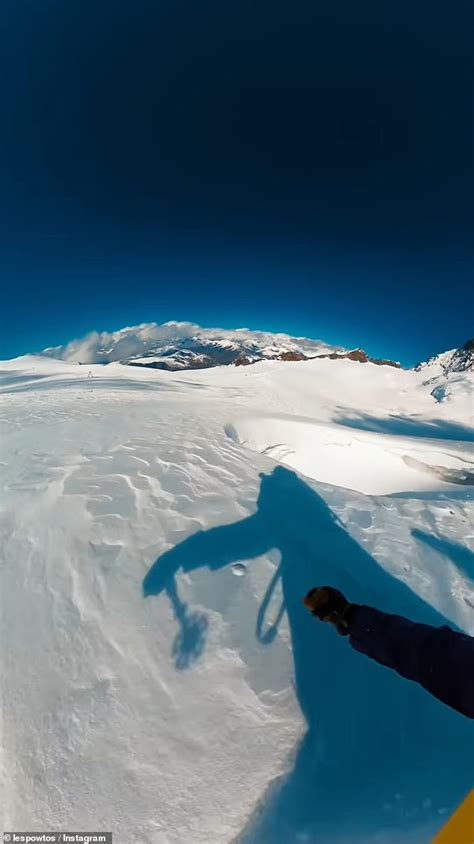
(433, 789, 474, 844)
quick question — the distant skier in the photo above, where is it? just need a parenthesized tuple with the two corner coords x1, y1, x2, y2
(303, 586, 474, 719)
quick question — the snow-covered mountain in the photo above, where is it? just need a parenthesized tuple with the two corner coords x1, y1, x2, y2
(40, 321, 342, 370)
(416, 338, 474, 376)
(415, 338, 474, 403)
(38, 322, 472, 377)
(37, 321, 411, 371)
(1, 334, 473, 843)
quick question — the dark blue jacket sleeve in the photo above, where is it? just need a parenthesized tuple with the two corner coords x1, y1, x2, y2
(349, 606, 474, 719)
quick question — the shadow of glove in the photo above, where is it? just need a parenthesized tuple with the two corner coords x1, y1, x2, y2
(303, 586, 357, 636)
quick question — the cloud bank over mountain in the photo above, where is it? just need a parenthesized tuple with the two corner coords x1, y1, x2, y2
(39, 321, 339, 367)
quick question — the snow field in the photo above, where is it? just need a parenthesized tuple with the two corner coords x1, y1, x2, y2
(1, 355, 473, 842)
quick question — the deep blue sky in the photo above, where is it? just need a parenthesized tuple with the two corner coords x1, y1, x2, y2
(1, 0, 472, 365)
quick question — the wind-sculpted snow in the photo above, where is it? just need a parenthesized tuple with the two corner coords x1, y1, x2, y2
(1, 353, 473, 842)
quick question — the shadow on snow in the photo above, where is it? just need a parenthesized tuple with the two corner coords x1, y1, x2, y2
(413, 528, 474, 582)
(334, 411, 474, 442)
(143, 466, 472, 843)
(0, 377, 178, 395)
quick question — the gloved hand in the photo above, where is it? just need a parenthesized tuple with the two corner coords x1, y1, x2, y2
(303, 586, 357, 636)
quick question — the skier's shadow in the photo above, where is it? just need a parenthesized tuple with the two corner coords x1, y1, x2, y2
(143, 466, 473, 842)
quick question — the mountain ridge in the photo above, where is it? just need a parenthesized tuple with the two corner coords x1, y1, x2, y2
(37, 322, 473, 375)
(38, 321, 401, 371)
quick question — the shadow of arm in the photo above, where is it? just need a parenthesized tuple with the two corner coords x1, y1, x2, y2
(143, 514, 268, 596)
